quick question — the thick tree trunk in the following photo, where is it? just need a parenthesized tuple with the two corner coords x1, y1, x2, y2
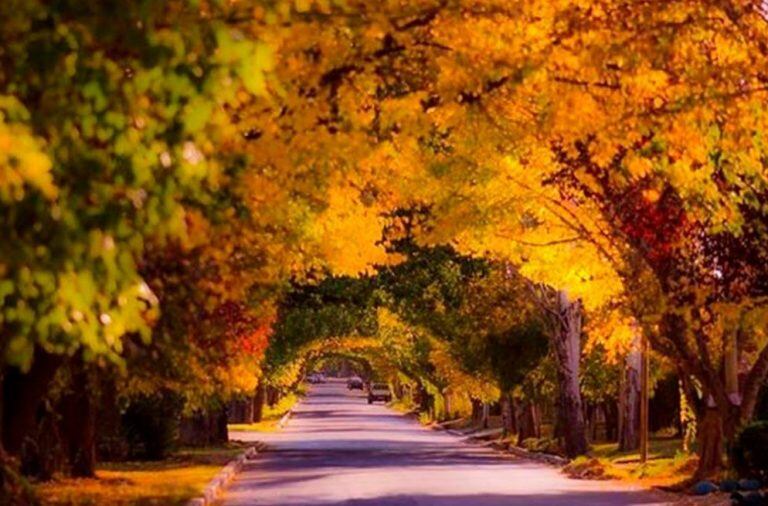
(618, 334, 642, 451)
(551, 291, 588, 458)
(2, 350, 63, 456)
(696, 406, 724, 479)
(60, 360, 96, 477)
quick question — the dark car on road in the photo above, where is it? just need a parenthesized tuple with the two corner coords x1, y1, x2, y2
(347, 376, 364, 390)
(367, 383, 392, 404)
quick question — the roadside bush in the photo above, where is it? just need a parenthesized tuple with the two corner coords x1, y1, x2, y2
(1, 451, 38, 505)
(418, 412, 433, 425)
(564, 457, 608, 480)
(521, 437, 561, 455)
(731, 420, 768, 481)
(122, 392, 183, 460)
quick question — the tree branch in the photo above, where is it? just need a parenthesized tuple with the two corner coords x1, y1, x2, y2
(741, 339, 768, 422)
(552, 76, 620, 90)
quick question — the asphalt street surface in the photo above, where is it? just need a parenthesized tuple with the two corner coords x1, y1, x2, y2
(224, 379, 671, 506)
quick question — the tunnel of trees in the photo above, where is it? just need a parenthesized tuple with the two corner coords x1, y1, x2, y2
(4, 0, 768, 501)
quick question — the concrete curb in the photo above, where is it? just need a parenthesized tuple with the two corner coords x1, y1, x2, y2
(497, 442, 569, 467)
(433, 424, 569, 467)
(278, 408, 293, 429)
(186, 446, 259, 506)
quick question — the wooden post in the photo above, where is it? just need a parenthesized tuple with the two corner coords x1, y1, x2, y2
(640, 331, 650, 463)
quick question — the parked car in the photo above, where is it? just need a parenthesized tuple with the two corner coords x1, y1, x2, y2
(307, 373, 326, 384)
(367, 383, 392, 404)
(347, 376, 364, 390)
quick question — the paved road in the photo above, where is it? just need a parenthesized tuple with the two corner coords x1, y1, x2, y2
(225, 380, 670, 506)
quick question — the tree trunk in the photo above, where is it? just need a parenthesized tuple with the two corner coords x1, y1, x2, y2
(516, 401, 540, 445)
(253, 383, 266, 423)
(227, 400, 242, 423)
(604, 401, 619, 441)
(481, 402, 490, 429)
(267, 386, 279, 406)
(725, 327, 740, 406)
(418, 385, 433, 418)
(180, 412, 209, 447)
(2, 350, 63, 455)
(180, 407, 228, 447)
(215, 407, 228, 444)
(740, 343, 768, 424)
(618, 334, 642, 451)
(695, 405, 724, 479)
(586, 403, 595, 441)
(678, 375, 698, 453)
(551, 291, 588, 458)
(60, 360, 96, 477)
(443, 392, 452, 421)
(501, 393, 515, 436)
(471, 399, 482, 424)
(243, 397, 254, 424)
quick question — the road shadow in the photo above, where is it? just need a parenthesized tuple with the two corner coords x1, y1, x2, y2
(257, 443, 527, 469)
(226, 491, 665, 506)
(334, 492, 666, 506)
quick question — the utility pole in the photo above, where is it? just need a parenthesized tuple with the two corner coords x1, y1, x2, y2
(640, 331, 650, 463)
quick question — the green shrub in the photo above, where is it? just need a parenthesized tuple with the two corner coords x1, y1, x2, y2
(521, 437, 561, 454)
(731, 420, 768, 481)
(418, 412, 433, 425)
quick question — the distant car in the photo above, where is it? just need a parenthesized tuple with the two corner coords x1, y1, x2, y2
(367, 383, 392, 404)
(307, 373, 326, 384)
(347, 376, 364, 390)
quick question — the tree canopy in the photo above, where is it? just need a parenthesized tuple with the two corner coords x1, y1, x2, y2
(4, 0, 768, 484)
